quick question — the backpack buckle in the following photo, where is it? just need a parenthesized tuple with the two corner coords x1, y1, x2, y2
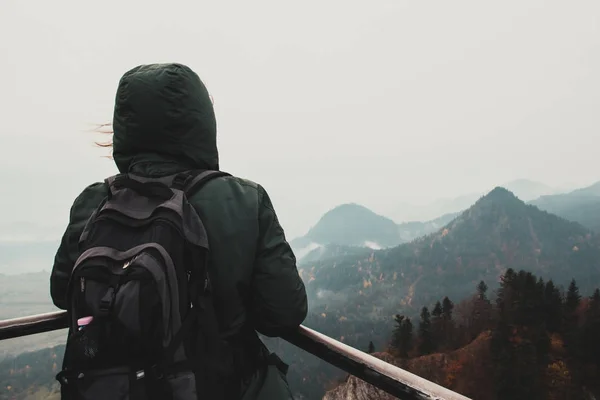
(99, 277, 120, 316)
(172, 173, 192, 190)
(99, 287, 116, 314)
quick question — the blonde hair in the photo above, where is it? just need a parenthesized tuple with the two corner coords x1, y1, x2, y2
(92, 123, 114, 159)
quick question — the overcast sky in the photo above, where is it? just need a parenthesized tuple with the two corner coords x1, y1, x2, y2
(0, 0, 598, 241)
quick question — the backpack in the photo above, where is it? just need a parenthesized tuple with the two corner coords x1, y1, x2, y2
(56, 169, 231, 400)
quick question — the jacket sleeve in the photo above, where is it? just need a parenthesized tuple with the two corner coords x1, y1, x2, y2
(50, 182, 106, 310)
(250, 185, 308, 337)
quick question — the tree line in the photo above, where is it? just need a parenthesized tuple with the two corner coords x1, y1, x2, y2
(387, 269, 600, 399)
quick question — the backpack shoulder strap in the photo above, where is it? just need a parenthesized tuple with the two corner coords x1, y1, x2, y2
(104, 173, 123, 196)
(172, 170, 232, 198)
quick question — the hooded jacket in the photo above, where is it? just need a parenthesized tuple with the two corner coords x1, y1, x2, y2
(50, 63, 308, 398)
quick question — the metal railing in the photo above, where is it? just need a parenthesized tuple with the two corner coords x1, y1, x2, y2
(0, 311, 470, 400)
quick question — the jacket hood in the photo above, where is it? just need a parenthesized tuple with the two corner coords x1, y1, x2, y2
(112, 63, 219, 173)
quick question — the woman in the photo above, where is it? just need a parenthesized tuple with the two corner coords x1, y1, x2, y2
(50, 63, 308, 399)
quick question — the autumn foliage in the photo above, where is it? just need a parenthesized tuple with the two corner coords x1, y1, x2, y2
(386, 269, 600, 399)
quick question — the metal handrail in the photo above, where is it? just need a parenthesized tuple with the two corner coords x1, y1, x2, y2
(0, 311, 470, 400)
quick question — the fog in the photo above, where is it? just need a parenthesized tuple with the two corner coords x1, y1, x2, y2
(1, 0, 598, 240)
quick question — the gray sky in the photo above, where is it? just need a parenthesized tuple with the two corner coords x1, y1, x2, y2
(1, 0, 599, 241)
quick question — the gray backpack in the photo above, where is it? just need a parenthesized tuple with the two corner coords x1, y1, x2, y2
(56, 169, 230, 400)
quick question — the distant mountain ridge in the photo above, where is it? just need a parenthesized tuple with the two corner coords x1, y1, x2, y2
(287, 187, 600, 398)
(530, 181, 600, 232)
(289, 204, 458, 263)
(290, 179, 577, 265)
(305, 204, 400, 248)
(304, 187, 600, 320)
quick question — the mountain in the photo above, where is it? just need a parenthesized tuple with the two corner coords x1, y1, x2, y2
(289, 204, 459, 264)
(304, 204, 401, 248)
(277, 186, 600, 399)
(530, 181, 600, 232)
(292, 180, 560, 264)
(304, 187, 600, 321)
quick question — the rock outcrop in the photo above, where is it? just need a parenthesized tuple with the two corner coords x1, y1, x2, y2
(322, 332, 492, 400)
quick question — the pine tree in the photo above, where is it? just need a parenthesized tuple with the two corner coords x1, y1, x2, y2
(471, 281, 493, 340)
(400, 317, 413, 358)
(391, 314, 413, 358)
(492, 269, 548, 400)
(497, 268, 516, 313)
(391, 314, 405, 352)
(418, 307, 434, 355)
(592, 288, 600, 304)
(476, 280, 488, 301)
(367, 341, 375, 354)
(432, 301, 443, 318)
(592, 289, 600, 304)
(566, 279, 581, 314)
(441, 297, 455, 347)
(544, 280, 563, 333)
(564, 279, 582, 358)
(431, 301, 443, 351)
(442, 297, 454, 320)
(536, 277, 545, 293)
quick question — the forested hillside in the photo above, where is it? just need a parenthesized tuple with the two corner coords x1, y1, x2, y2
(326, 269, 600, 399)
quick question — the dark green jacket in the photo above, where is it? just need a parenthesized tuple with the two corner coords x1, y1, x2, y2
(50, 64, 307, 397)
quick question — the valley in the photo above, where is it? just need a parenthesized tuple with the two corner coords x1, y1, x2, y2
(2, 179, 600, 399)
